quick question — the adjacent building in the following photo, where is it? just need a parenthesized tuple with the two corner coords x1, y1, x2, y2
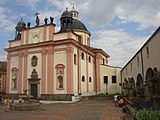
(121, 27, 160, 97)
(0, 61, 7, 101)
(5, 7, 121, 101)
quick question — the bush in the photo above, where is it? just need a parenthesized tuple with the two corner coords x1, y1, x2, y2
(134, 109, 160, 120)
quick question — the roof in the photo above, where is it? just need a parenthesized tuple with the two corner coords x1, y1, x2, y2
(72, 19, 88, 31)
(121, 26, 160, 70)
(61, 8, 72, 18)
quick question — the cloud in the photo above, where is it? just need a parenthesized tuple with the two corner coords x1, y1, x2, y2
(71, 0, 160, 29)
(91, 29, 150, 67)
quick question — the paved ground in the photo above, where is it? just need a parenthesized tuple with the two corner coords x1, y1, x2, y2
(0, 99, 125, 120)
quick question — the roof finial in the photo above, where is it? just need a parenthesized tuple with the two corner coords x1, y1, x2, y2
(66, 7, 68, 11)
(35, 12, 39, 17)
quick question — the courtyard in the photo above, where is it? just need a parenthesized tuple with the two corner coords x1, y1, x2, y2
(0, 99, 125, 120)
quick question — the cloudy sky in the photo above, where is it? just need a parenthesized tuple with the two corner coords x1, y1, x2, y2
(0, 0, 160, 67)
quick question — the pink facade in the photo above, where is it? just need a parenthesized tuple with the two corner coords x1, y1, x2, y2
(5, 7, 112, 101)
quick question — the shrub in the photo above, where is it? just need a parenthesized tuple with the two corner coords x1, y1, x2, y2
(134, 109, 160, 120)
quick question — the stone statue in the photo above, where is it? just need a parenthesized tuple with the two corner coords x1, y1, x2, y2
(27, 22, 31, 28)
(12, 72, 17, 89)
(50, 16, 54, 24)
(57, 75, 63, 88)
(44, 17, 48, 25)
(36, 16, 40, 26)
(151, 67, 160, 95)
(31, 69, 38, 78)
(35, 12, 40, 27)
(136, 80, 141, 95)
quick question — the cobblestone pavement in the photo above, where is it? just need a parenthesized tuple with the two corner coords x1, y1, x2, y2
(0, 99, 125, 120)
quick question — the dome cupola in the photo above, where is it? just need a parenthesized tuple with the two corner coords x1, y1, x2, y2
(60, 7, 73, 32)
(70, 6, 79, 19)
(15, 18, 26, 40)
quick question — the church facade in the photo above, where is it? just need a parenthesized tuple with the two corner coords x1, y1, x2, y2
(5, 7, 121, 101)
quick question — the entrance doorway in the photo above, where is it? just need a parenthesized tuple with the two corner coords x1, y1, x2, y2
(31, 84, 37, 99)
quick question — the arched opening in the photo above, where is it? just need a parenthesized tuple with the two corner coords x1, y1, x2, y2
(136, 73, 144, 96)
(145, 68, 154, 96)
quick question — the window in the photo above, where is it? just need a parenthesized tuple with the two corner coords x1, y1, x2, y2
(112, 76, 117, 83)
(81, 52, 84, 60)
(82, 76, 85, 82)
(131, 63, 132, 71)
(0, 74, 2, 80)
(137, 57, 139, 67)
(89, 77, 92, 82)
(89, 56, 91, 63)
(104, 76, 108, 84)
(103, 58, 105, 65)
(78, 36, 82, 44)
(74, 54, 76, 64)
(74, 13, 76, 17)
(0, 83, 2, 90)
(119, 83, 122, 86)
(146, 46, 149, 58)
(126, 68, 127, 75)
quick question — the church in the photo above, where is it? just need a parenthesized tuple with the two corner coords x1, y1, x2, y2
(5, 7, 121, 101)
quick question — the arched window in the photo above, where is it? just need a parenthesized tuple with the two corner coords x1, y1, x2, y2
(89, 77, 92, 82)
(82, 76, 85, 82)
(81, 52, 84, 60)
(89, 56, 91, 63)
(74, 54, 76, 64)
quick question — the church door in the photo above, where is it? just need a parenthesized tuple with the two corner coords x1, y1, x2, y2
(31, 84, 37, 99)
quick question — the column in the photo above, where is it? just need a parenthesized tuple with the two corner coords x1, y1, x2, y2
(96, 53, 101, 93)
(86, 54, 89, 93)
(6, 53, 11, 93)
(41, 47, 47, 94)
(66, 46, 74, 94)
(78, 50, 81, 94)
(47, 46, 54, 94)
(23, 50, 28, 91)
(18, 50, 23, 93)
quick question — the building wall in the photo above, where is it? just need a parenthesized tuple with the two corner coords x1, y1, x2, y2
(0, 61, 7, 100)
(100, 65, 121, 94)
(121, 27, 160, 95)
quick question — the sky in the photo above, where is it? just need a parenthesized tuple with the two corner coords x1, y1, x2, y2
(0, 0, 160, 67)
